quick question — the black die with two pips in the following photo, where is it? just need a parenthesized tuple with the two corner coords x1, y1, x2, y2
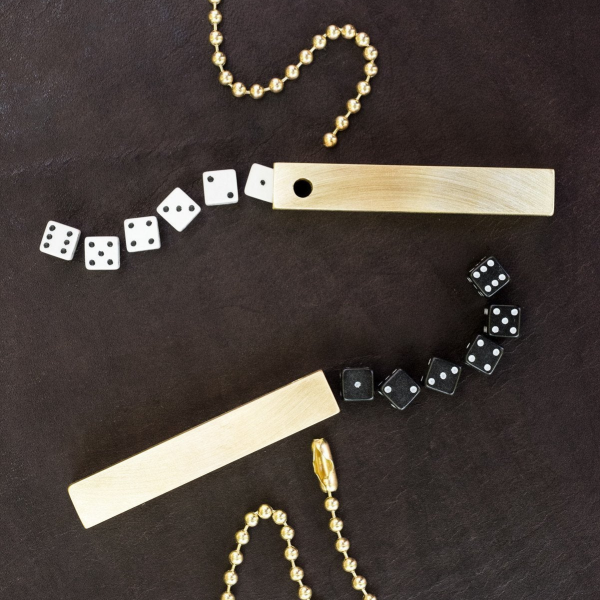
(378, 369, 421, 410)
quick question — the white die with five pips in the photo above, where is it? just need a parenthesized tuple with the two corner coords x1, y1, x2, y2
(85, 236, 120, 270)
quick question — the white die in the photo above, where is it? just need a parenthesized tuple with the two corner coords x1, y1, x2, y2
(124, 216, 161, 252)
(244, 164, 274, 203)
(202, 169, 238, 206)
(39, 220, 81, 261)
(85, 236, 120, 270)
(156, 188, 201, 232)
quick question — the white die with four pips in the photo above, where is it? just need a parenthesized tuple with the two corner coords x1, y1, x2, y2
(39, 221, 81, 261)
(202, 169, 239, 205)
(124, 216, 161, 253)
(156, 188, 201, 232)
(85, 236, 120, 270)
(244, 163, 274, 203)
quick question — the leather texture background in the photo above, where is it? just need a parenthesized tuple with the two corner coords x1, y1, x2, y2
(1, 1, 599, 598)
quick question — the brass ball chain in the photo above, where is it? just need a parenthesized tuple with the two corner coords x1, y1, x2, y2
(219, 440, 377, 600)
(207, 0, 379, 148)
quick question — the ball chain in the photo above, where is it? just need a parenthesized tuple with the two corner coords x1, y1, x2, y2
(220, 500, 376, 600)
(208, 0, 378, 148)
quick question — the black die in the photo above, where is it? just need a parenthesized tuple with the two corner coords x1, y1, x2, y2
(341, 368, 374, 401)
(379, 369, 421, 410)
(468, 256, 510, 297)
(465, 335, 504, 374)
(484, 305, 521, 338)
(424, 358, 461, 395)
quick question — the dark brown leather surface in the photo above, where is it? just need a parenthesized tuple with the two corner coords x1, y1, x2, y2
(2, 1, 600, 598)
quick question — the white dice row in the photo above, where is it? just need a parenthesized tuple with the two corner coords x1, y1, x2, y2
(39, 164, 274, 269)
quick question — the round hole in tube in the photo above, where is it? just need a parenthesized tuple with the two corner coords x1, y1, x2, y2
(293, 178, 313, 198)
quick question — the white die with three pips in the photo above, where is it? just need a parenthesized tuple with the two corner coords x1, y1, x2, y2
(156, 188, 201, 232)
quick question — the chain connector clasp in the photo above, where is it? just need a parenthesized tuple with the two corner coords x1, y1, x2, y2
(312, 438, 338, 493)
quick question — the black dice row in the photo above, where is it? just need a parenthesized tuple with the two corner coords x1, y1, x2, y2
(342, 335, 502, 410)
(341, 256, 523, 411)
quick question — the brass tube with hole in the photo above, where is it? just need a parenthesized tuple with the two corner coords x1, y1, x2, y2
(272, 163, 555, 215)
